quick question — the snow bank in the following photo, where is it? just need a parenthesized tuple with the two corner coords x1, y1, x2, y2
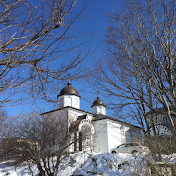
(0, 152, 153, 176)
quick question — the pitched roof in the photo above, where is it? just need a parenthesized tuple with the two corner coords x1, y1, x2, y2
(146, 106, 176, 115)
(41, 106, 141, 129)
(40, 106, 94, 115)
(92, 114, 141, 129)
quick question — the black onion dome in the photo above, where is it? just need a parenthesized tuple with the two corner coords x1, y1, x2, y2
(91, 96, 106, 108)
(57, 82, 80, 97)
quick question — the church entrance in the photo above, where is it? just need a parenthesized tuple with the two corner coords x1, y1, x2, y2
(77, 119, 94, 152)
(79, 125, 92, 152)
(70, 118, 94, 153)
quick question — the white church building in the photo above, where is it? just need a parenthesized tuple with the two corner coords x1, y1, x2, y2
(41, 81, 141, 153)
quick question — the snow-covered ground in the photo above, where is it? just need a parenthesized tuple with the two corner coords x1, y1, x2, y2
(0, 152, 166, 176)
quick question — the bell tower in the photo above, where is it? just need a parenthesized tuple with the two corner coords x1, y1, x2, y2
(57, 81, 81, 109)
(91, 95, 106, 115)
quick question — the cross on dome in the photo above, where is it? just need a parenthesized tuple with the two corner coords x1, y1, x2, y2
(67, 73, 72, 86)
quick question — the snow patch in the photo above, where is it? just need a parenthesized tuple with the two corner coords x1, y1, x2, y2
(0, 152, 161, 176)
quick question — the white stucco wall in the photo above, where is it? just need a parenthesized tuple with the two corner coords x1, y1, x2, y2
(42, 108, 68, 121)
(94, 119, 142, 153)
(42, 107, 94, 131)
(58, 95, 80, 109)
(92, 105, 106, 115)
(67, 108, 94, 153)
(42, 107, 142, 154)
(92, 119, 108, 153)
(67, 108, 94, 125)
(107, 121, 123, 153)
(130, 128, 142, 143)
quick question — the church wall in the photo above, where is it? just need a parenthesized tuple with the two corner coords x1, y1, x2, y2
(130, 128, 142, 143)
(42, 109, 70, 154)
(122, 126, 132, 143)
(67, 108, 94, 153)
(92, 120, 108, 153)
(42, 108, 95, 153)
(42, 109, 68, 122)
(42, 109, 69, 138)
(92, 105, 106, 115)
(41, 106, 142, 154)
(107, 120, 121, 153)
(68, 109, 85, 124)
(106, 120, 142, 152)
(106, 120, 132, 152)
(93, 119, 142, 153)
(92, 106, 97, 114)
(67, 108, 94, 125)
(58, 95, 80, 109)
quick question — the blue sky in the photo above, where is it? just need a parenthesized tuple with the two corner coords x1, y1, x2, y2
(5, 0, 123, 117)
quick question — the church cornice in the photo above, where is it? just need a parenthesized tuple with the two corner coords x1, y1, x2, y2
(57, 93, 81, 98)
(40, 106, 94, 116)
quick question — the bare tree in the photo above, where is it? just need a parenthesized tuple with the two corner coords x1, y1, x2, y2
(90, 0, 176, 134)
(1, 111, 76, 176)
(0, 107, 8, 137)
(86, 0, 176, 165)
(0, 0, 88, 106)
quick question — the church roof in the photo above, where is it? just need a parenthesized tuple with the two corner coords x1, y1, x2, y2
(57, 81, 80, 97)
(146, 106, 176, 116)
(91, 96, 106, 108)
(92, 114, 141, 129)
(41, 106, 141, 129)
(69, 120, 81, 132)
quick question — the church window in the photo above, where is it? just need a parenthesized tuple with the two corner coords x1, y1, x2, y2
(125, 129, 132, 143)
(65, 97, 72, 106)
(74, 132, 77, 152)
(147, 117, 151, 127)
(153, 116, 156, 124)
(73, 98, 78, 108)
(155, 116, 158, 124)
(79, 132, 82, 151)
(149, 118, 152, 127)
(59, 98, 64, 107)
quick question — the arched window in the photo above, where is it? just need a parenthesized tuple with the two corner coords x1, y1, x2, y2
(79, 132, 82, 151)
(125, 129, 132, 143)
(59, 98, 64, 108)
(74, 132, 77, 152)
(65, 96, 72, 106)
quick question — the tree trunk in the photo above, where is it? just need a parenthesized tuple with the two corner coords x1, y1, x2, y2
(37, 164, 45, 176)
(48, 173, 54, 176)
